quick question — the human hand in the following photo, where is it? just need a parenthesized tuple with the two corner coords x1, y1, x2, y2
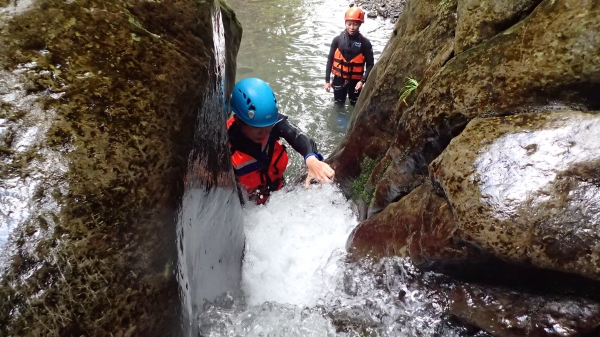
(355, 81, 363, 91)
(304, 156, 335, 187)
(324, 82, 332, 92)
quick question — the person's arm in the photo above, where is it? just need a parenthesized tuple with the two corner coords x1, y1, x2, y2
(274, 116, 335, 185)
(355, 38, 374, 91)
(274, 116, 318, 157)
(324, 36, 339, 91)
(362, 38, 374, 83)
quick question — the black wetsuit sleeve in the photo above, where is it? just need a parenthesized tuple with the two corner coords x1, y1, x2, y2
(325, 36, 339, 83)
(362, 38, 374, 82)
(273, 116, 318, 158)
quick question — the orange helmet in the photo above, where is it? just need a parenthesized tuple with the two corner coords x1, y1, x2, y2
(344, 7, 365, 23)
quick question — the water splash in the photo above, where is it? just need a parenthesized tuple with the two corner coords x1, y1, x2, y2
(198, 184, 455, 336)
(242, 184, 358, 307)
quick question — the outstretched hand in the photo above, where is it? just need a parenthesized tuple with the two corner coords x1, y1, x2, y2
(304, 156, 335, 187)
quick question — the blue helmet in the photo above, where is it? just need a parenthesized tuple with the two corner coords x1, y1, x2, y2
(230, 78, 279, 127)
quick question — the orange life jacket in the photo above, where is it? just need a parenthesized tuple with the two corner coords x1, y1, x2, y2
(227, 117, 289, 204)
(332, 42, 366, 81)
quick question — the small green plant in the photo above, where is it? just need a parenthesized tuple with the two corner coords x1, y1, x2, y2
(398, 77, 419, 105)
(349, 157, 378, 206)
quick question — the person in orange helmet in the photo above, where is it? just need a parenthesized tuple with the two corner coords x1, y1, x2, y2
(324, 5, 374, 107)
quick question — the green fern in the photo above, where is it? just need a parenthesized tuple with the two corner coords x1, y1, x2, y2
(398, 77, 419, 105)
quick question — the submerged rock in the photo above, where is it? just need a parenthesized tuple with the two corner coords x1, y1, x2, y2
(450, 284, 600, 337)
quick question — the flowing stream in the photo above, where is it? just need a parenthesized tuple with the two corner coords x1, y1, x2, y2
(230, 0, 392, 176)
(179, 0, 465, 336)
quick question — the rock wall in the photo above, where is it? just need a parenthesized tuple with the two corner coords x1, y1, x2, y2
(0, 0, 242, 335)
(336, 0, 600, 335)
(337, 0, 600, 271)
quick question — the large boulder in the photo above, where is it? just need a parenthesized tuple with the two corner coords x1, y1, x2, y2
(349, 111, 600, 279)
(430, 111, 600, 280)
(0, 0, 241, 335)
(370, 0, 600, 212)
(342, 0, 600, 330)
(348, 109, 600, 336)
(349, 180, 471, 263)
(331, 0, 600, 215)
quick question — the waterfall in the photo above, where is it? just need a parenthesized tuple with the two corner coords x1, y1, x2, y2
(196, 184, 453, 337)
(176, 3, 245, 336)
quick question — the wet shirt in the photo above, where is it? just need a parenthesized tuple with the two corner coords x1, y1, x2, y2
(325, 30, 374, 83)
(228, 114, 319, 167)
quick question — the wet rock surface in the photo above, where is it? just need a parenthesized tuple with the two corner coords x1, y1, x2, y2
(455, 0, 541, 54)
(340, 0, 600, 334)
(349, 180, 471, 263)
(450, 284, 600, 337)
(0, 0, 242, 335)
(372, 0, 600, 210)
(430, 111, 600, 280)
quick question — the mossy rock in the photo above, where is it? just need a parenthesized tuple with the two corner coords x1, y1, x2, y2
(0, 0, 242, 335)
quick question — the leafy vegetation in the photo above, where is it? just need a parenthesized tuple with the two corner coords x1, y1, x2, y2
(398, 77, 419, 105)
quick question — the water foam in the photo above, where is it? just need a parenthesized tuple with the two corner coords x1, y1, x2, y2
(242, 183, 358, 307)
(198, 184, 450, 337)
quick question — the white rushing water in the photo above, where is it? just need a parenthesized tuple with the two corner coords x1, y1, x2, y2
(241, 183, 358, 307)
(197, 184, 451, 337)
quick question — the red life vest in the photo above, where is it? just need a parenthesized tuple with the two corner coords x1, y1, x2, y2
(332, 33, 366, 81)
(227, 117, 289, 204)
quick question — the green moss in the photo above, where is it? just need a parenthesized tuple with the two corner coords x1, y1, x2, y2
(350, 156, 378, 206)
(0, 0, 217, 334)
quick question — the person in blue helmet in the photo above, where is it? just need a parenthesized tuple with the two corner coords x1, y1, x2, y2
(227, 78, 335, 204)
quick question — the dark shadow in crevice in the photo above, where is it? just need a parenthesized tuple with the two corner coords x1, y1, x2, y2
(420, 244, 600, 301)
(492, 0, 544, 36)
(440, 50, 454, 68)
